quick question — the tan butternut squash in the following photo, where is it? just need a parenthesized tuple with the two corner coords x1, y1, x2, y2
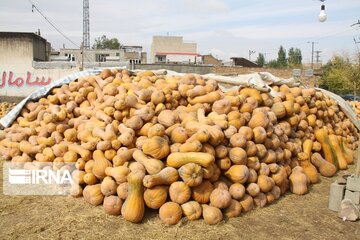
(121, 170, 145, 223)
(314, 129, 339, 169)
(310, 153, 337, 177)
(92, 150, 112, 180)
(133, 150, 164, 174)
(289, 166, 308, 195)
(166, 152, 215, 168)
(202, 204, 223, 225)
(297, 152, 319, 184)
(143, 167, 179, 188)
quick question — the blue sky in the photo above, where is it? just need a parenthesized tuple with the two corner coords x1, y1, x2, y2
(1, 0, 360, 63)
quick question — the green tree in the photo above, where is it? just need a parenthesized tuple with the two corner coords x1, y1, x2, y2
(267, 59, 279, 68)
(277, 45, 287, 67)
(320, 54, 360, 96)
(256, 53, 265, 67)
(92, 35, 121, 49)
(288, 47, 302, 67)
(295, 48, 302, 65)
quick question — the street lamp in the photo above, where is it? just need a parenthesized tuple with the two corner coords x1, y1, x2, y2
(318, 0, 327, 22)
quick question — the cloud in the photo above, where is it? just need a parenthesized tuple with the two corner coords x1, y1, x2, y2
(182, 0, 230, 13)
(0, 0, 359, 63)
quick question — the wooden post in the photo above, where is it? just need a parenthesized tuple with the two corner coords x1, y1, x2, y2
(80, 42, 84, 71)
(356, 134, 360, 177)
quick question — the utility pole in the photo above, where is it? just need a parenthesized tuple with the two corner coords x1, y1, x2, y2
(83, 0, 90, 49)
(351, 20, 360, 101)
(315, 50, 322, 64)
(307, 41, 318, 69)
(351, 20, 360, 177)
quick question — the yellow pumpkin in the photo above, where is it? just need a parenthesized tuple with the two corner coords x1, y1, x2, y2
(169, 181, 191, 204)
(223, 199, 242, 218)
(178, 163, 203, 187)
(209, 188, 232, 209)
(229, 183, 245, 200)
(181, 201, 202, 220)
(248, 112, 269, 129)
(103, 195, 122, 215)
(144, 185, 168, 209)
(192, 180, 213, 204)
(159, 201, 183, 225)
(225, 165, 249, 183)
(239, 194, 254, 212)
(83, 184, 104, 206)
(142, 136, 170, 159)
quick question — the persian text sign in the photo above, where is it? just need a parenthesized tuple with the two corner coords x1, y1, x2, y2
(1, 71, 51, 88)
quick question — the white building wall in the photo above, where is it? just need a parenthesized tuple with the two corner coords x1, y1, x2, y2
(166, 54, 197, 63)
(151, 36, 197, 63)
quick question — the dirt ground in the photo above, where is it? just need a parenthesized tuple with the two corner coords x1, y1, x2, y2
(0, 162, 359, 240)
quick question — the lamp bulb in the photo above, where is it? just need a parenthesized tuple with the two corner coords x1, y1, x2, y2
(319, 4, 327, 22)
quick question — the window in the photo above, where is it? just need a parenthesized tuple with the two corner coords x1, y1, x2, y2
(95, 54, 109, 62)
(155, 55, 166, 63)
(116, 53, 120, 56)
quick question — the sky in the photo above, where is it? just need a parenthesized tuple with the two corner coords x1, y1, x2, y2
(1, 0, 360, 63)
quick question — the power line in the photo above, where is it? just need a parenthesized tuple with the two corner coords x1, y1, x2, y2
(28, 0, 80, 48)
(28, 0, 94, 64)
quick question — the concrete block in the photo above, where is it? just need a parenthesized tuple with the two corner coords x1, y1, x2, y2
(346, 176, 360, 192)
(328, 181, 346, 212)
(338, 199, 359, 222)
(344, 190, 360, 205)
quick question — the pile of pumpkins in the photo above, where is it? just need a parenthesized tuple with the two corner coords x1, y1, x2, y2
(0, 69, 358, 225)
(0, 102, 16, 118)
(349, 101, 360, 120)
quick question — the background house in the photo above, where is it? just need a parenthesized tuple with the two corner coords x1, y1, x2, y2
(150, 36, 200, 64)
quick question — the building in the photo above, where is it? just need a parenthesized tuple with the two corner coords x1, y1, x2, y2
(230, 57, 260, 67)
(0, 31, 148, 97)
(202, 54, 222, 66)
(0, 32, 51, 69)
(0, 31, 77, 97)
(150, 36, 200, 64)
(51, 45, 147, 64)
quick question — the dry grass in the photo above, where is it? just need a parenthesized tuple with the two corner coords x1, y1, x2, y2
(0, 160, 359, 240)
